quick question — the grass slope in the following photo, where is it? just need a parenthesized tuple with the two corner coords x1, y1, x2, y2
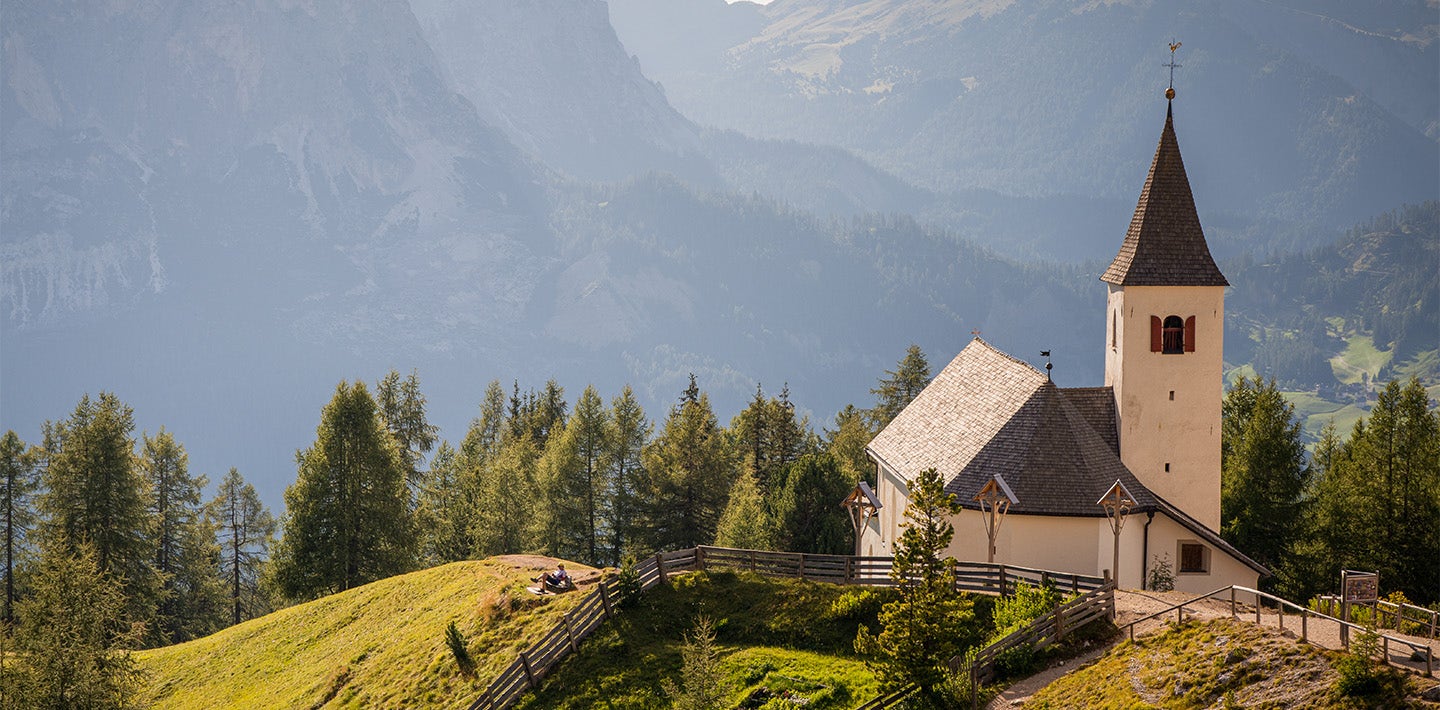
(1027, 618, 1425, 709)
(514, 569, 903, 709)
(138, 557, 593, 709)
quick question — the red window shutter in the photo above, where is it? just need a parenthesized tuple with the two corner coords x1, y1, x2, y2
(1150, 316, 1162, 352)
(1184, 316, 1197, 352)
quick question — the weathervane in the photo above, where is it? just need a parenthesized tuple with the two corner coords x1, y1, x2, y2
(1164, 41, 1182, 101)
(1040, 350, 1053, 381)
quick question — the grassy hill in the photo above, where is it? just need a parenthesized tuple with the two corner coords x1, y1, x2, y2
(1027, 618, 1426, 709)
(137, 557, 594, 709)
(513, 569, 898, 709)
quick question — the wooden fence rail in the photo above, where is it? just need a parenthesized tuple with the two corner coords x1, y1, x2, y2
(467, 547, 1109, 710)
(1316, 594, 1439, 640)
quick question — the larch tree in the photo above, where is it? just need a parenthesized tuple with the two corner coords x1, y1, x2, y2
(1219, 377, 1309, 574)
(869, 344, 931, 429)
(460, 380, 508, 468)
(0, 431, 38, 625)
(12, 542, 144, 710)
(141, 429, 224, 644)
(472, 434, 539, 557)
(637, 375, 733, 552)
(824, 405, 876, 486)
(415, 442, 474, 565)
(209, 468, 276, 626)
(37, 393, 159, 631)
(607, 386, 649, 564)
(271, 381, 415, 600)
(375, 369, 439, 499)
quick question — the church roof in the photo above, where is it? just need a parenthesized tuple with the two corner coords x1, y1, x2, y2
(1101, 105, 1228, 287)
(867, 339, 1156, 518)
(865, 337, 1268, 576)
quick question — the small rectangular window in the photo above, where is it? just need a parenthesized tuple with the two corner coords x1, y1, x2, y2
(1169, 390, 1175, 400)
(1164, 462, 1170, 472)
(1179, 542, 1209, 574)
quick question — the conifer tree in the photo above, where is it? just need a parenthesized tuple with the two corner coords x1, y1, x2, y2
(209, 468, 276, 626)
(38, 393, 158, 631)
(472, 435, 539, 557)
(415, 443, 474, 565)
(141, 430, 224, 643)
(870, 345, 931, 429)
(730, 384, 812, 495)
(637, 376, 733, 552)
(771, 454, 852, 555)
(608, 386, 650, 565)
(855, 468, 976, 704)
(271, 381, 415, 599)
(713, 469, 773, 551)
(460, 380, 508, 468)
(375, 369, 439, 497)
(12, 542, 144, 709)
(825, 405, 876, 486)
(0, 431, 37, 625)
(1219, 377, 1309, 573)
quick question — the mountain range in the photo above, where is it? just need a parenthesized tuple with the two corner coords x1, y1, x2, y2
(2, 0, 1435, 509)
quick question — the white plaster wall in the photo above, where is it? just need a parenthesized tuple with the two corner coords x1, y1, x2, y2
(1105, 284, 1226, 530)
(1145, 514, 1261, 595)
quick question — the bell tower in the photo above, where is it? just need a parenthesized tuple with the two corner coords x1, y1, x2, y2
(1102, 97, 1228, 531)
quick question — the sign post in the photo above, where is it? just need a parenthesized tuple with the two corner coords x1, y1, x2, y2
(1339, 570, 1378, 647)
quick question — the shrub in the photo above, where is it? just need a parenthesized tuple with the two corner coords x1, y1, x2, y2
(614, 556, 641, 608)
(1334, 627, 1381, 697)
(994, 642, 1037, 679)
(445, 621, 475, 676)
(1148, 554, 1175, 592)
(991, 581, 1061, 640)
(827, 588, 884, 621)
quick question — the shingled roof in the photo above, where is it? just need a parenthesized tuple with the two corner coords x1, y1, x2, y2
(866, 339, 1155, 518)
(865, 337, 1268, 575)
(1101, 105, 1228, 287)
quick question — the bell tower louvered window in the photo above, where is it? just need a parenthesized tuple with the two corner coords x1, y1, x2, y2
(1150, 315, 1197, 354)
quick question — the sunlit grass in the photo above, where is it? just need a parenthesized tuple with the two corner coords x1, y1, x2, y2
(1329, 335, 1392, 385)
(138, 559, 589, 709)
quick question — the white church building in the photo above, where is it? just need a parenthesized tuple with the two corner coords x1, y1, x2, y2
(853, 102, 1267, 594)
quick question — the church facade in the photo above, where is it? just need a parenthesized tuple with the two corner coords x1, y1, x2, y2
(856, 103, 1266, 594)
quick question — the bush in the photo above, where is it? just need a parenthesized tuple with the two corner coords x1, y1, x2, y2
(614, 556, 642, 608)
(991, 581, 1062, 640)
(827, 588, 885, 621)
(1148, 554, 1175, 592)
(994, 642, 1037, 679)
(1334, 627, 1381, 697)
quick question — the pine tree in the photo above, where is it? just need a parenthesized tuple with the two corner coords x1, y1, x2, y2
(0, 431, 38, 625)
(271, 381, 415, 599)
(638, 376, 733, 552)
(713, 469, 774, 551)
(824, 405, 876, 486)
(729, 384, 812, 495)
(771, 454, 852, 555)
(1219, 377, 1309, 574)
(460, 380, 508, 468)
(608, 386, 650, 565)
(472, 435, 539, 557)
(141, 430, 224, 644)
(375, 369, 439, 498)
(209, 468, 276, 626)
(855, 468, 976, 704)
(37, 393, 158, 632)
(415, 443, 474, 565)
(870, 345, 932, 429)
(12, 543, 145, 709)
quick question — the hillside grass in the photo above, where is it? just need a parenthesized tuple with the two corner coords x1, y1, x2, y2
(513, 569, 926, 709)
(138, 558, 592, 709)
(1026, 618, 1424, 709)
(1330, 335, 1392, 385)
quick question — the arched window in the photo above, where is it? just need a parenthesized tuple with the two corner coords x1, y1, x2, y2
(1150, 315, 1197, 354)
(1162, 315, 1184, 353)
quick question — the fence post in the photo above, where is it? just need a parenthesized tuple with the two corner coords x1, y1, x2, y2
(696, 546, 706, 571)
(562, 613, 579, 654)
(1054, 604, 1066, 640)
(1230, 587, 1236, 619)
(1381, 637, 1389, 666)
(655, 553, 668, 584)
(1301, 608, 1308, 643)
(598, 581, 613, 618)
(799, 553, 807, 581)
(1255, 596, 1261, 625)
(519, 651, 535, 688)
(999, 565, 1008, 596)
(845, 556, 853, 584)
(1071, 574, 1079, 595)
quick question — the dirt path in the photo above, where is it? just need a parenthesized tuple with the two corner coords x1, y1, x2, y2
(986, 589, 1439, 708)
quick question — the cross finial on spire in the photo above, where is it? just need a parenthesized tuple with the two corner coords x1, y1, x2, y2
(971, 328, 982, 338)
(1164, 41, 1182, 101)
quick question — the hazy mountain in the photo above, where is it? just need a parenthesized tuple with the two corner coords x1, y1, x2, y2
(608, 0, 1440, 252)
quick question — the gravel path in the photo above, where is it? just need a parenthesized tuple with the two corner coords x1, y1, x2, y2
(986, 589, 1438, 708)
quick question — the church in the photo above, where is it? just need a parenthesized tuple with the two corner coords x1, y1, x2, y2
(849, 97, 1267, 594)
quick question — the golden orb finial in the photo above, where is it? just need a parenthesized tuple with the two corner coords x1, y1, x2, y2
(1165, 87, 1176, 100)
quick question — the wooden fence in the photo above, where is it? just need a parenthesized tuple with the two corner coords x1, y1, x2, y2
(466, 547, 1109, 710)
(1316, 594, 1439, 640)
(1121, 586, 1434, 678)
(963, 584, 1116, 688)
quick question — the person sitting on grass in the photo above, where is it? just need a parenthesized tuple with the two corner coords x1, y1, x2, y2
(534, 563, 571, 591)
